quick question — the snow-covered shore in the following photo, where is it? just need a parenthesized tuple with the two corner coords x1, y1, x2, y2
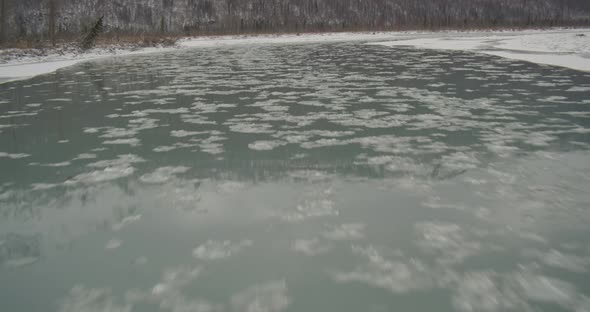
(0, 28, 589, 84)
(369, 28, 590, 72)
(0, 45, 178, 83)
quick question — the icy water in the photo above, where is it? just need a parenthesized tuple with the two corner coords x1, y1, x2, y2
(1, 42, 590, 312)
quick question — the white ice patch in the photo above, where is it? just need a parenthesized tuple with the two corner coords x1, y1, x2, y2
(248, 140, 286, 151)
(153, 146, 177, 152)
(3, 257, 39, 268)
(282, 199, 338, 222)
(0, 152, 30, 159)
(31, 183, 61, 190)
(292, 238, 330, 256)
(452, 272, 526, 312)
(88, 154, 145, 168)
(170, 130, 206, 137)
(229, 122, 274, 133)
(39, 161, 71, 167)
(217, 181, 246, 193)
(566, 86, 590, 92)
(112, 215, 142, 231)
(99, 128, 138, 138)
(59, 285, 131, 312)
(105, 239, 122, 249)
(139, 166, 190, 184)
(524, 249, 590, 273)
(415, 222, 480, 264)
(514, 273, 576, 305)
(66, 166, 135, 185)
(150, 266, 202, 297)
(333, 245, 434, 294)
(103, 138, 141, 146)
(322, 223, 366, 240)
(192, 240, 252, 260)
(73, 153, 97, 160)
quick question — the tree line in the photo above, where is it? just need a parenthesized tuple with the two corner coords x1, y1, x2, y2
(1, 0, 589, 44)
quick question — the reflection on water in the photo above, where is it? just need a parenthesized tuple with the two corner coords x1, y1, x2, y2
(0, 42, 590, 312)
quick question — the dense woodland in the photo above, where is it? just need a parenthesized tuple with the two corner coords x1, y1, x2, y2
(1, 0, 590, 44)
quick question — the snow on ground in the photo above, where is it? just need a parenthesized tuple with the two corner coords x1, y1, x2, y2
(0, 46, 177, 84)
(177, 31, 404, 48)
(369, 28, 590, 72)
(0, 28, 589, 84)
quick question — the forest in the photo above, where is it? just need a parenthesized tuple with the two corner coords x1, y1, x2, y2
(1, 0, 590, 44)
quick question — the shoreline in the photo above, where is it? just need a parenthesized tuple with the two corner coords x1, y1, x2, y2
(0, 27, 589, 84)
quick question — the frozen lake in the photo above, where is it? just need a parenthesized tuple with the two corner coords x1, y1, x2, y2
(1, 41, 590, 312)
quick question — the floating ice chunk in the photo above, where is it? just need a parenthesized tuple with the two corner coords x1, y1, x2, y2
(452, 272, 526, 312)
(287, 170, 332, 182)
(285, 199, 339, 222)
(514, 273, 576, 305)
(200, 142, 224, 154)
(170, 130, 206, 137)
(525, 249, 590, 273)
(333, 245, 433, 294)
(160, 297, 218, 312)
(0, 152, 30, 159)
(566, 86, 590, 92)
(150, 266, 202, 297)
(524, 133, 557, 147)
(73, 153, 97, 160)
(40, 161, 71, 167)
(112, 215, 142, 231)
(231, 281, 290, 312)
(153, 146, 177, 152)
(415, 222, 480, 264)
(140, 166, 190, 184)
(366, 155, 396, 166)
(229, 122, 274, 133)
(66, 165, 135, 185)
(59, 285, 131, 312)
(248, 140, 286, 151)
(88, 154, 145, 168)
(217, 181, 245, 193)
(323, 223, 366, 240)
(83, 127, 101, 133)
(103, 138, 141, 146)
(292, 238, 330, 256)
(105, 239, 122, 249)
(99, 128, 138, 138)
(142, 108, 190, 114)
(3, 257, 39, 268)
(31, 183, 60, 190)
(192, 240, 253, 260)
(441, 152, 480, 170)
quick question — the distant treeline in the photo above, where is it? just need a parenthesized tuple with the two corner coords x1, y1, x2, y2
(1, 0, 590, 43)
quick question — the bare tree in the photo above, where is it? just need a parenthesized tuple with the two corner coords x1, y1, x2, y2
(4, 0, 590, 40)
(48, 0, 58, 46)
(0, 0, 6, 44)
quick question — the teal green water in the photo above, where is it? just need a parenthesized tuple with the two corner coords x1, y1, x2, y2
(1, 42, 590, 312)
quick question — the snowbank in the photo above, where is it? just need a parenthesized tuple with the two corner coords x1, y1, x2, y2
(178, 31, 405, 48)
(0, 46, 177, 84)
(369, 29, 590, 72)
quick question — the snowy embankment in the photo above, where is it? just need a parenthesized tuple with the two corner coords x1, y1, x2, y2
(368, 28, 590, 72)
(0, 28, 589, 84)
(0, 46, 177, 83)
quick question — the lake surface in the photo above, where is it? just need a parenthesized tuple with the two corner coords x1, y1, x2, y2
(1, 41, 590, 312)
